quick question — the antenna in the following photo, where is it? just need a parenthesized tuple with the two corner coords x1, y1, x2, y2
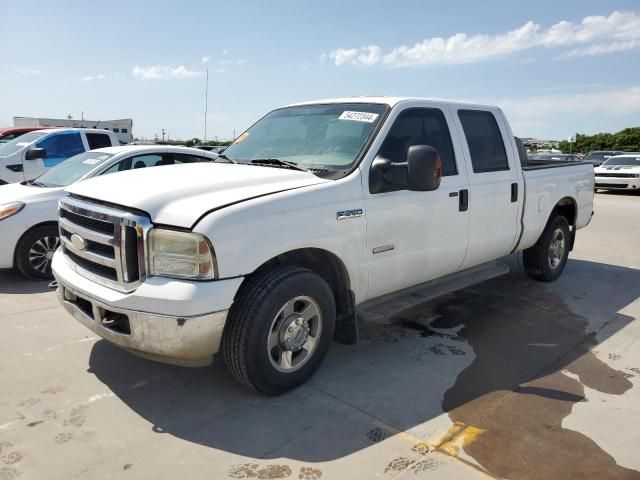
(204, 68, 209, 143)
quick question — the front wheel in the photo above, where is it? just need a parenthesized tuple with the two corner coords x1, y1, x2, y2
(15, 225, 60, 280)
(222, 265, 336, 395)
(523, 216, 570, 282)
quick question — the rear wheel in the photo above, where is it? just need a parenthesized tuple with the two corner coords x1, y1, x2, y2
(222, 265, 335, 395)
(15, 225, 60, 280)
(523, 216, 570, 282)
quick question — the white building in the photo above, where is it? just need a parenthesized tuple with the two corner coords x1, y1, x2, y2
(13, 116, 133, 144)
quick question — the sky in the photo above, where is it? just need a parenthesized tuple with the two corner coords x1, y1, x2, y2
(1, 0, 639, 141)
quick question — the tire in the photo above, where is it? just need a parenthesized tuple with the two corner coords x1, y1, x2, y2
(222, 265, 336, 395)
(523, 216, 570, 282)
(15, 225, 60, 280)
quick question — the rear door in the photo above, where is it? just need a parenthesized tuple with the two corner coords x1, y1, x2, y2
(450, 108, 522, 269)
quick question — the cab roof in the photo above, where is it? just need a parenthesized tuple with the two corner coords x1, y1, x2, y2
(286, 96, 495, 110)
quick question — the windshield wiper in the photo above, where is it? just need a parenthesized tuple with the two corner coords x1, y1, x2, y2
(28, 180, 49, 188)
(215, 153, 238, 164)
(250, 158, 308, 172)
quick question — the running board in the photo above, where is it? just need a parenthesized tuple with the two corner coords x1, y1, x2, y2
(358, 261, 510, 317)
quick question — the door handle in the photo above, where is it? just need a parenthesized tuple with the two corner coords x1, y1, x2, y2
(459, 189, 469, 212)
(511, 183, 518, 202)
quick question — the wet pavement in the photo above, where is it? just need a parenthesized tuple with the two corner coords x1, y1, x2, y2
(0, 191, 639, 479)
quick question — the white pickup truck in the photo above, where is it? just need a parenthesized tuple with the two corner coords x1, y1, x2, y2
(52, 97, 594, 394)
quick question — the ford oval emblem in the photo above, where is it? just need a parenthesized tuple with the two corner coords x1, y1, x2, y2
(70, 233, 87, 251)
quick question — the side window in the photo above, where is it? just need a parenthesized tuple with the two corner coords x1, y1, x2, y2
(172, 153, 210, 164)
(378, 108, 458, 177)
(100, 159, 131, 175)
(86, 133, 112, 149)
(130, 154, 169, 169)
(36, 132, 85, 167)
(458, 110, 509, 173)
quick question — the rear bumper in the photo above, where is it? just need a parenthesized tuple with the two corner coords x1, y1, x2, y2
(52, 250, 243, 366)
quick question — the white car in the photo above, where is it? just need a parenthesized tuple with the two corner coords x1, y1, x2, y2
(52, 97, 594, 394)
(594, 155, 640, 192)
(0, 145, 218, 279)
(0, 128, 121, 185)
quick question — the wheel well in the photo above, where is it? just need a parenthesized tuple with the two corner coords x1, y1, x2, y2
(243, 248, 357, 344)
(13, 221, 59, 264)
(551, 197, 577, 226)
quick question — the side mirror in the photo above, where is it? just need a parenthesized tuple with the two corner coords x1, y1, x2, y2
(369, 145, 442, 194)
(407, 145, 442, 191)
(25, 148, 46, 160)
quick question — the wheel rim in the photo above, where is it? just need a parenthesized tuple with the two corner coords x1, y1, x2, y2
(548, 228, 565, 270)
(28, 235, 60, 274)
(267, 295, 322, 373)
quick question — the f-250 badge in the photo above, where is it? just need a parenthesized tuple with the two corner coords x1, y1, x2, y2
(336, 208, 363, 220)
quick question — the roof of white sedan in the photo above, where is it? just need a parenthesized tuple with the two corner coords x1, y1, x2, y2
(89, 145, 219, 156)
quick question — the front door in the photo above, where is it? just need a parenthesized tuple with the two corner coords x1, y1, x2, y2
(364, 104, 470, 300)
(22, 131, 86, 180)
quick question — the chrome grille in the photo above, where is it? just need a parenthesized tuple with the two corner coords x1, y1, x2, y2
(58, 197, 152, 292)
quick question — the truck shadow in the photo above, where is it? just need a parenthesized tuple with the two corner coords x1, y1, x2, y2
(87, 259, 640, 477)
(0, 268, 51, 294)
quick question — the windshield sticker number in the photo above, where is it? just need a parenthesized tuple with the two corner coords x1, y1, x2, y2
(82, 158, 102, 165)
(339, 111, 379, 123)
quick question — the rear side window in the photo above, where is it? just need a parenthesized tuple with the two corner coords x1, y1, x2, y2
(378, 108, 458, 176)
(86, 133, 112, 149)
(172, 153, 210, 164)
(458, 110, 509, 173)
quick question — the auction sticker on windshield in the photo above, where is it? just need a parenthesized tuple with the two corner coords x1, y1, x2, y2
(339, 111, 379, 123)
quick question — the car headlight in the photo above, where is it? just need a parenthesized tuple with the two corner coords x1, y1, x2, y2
(148, 228, 217, 280)
(0, 201, 25, 221)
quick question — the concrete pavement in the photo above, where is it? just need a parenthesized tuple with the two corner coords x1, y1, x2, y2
(0, 191, 639, 480)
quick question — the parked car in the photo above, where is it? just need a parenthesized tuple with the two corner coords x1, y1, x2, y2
(529, 153, 581, 162)
(0, 145, 218, 279)
(594, 154, 640, 192)
(583, 150, 626, 167)
(0, 128, 119, 185)
(0, 127, 51, 144)
(52, 97, 594, 394)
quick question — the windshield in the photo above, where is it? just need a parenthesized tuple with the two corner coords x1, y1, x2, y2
(222, 103, 387, 171)
(584, 152, 619, 161)
(35, 151, 115, 187)
(0, 131, 48, 156)
(602, 157, 640, 166)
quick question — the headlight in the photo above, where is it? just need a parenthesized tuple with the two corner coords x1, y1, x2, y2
(148, 228, 217, 280)
(0, 201, 25, 221)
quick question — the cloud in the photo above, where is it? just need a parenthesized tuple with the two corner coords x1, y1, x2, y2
(18, 69, 41, 75)
(326, 10, 640, 67)
(559, 39, 640, 58)
(81, 73, 106, 81)
(201, 56, 210, 65)
(493, 85, 640, 134)
(132, 65, 203, 79)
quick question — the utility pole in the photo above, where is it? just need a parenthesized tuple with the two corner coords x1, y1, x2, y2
(204, 67, 209, 143)
(161, 129, 166, 143)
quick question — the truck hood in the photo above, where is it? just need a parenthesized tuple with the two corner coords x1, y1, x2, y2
(595, 165, 640, 174)
(65, 163, 329, 227)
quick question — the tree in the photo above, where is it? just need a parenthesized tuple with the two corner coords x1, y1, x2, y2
(558, 127, 640, 153)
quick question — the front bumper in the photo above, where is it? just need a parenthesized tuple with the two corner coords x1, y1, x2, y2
(594, 177, 640, 190)
(53, 251, 243, 367)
